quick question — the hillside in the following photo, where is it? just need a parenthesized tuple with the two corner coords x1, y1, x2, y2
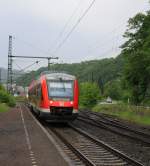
(16, 55, 125, 87)
(0, 68, 25, 83)
(0, 68, 7, 83)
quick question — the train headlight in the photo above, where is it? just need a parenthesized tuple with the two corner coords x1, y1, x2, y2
(70, 101, 73, 105)
(50, 100, 53, 104)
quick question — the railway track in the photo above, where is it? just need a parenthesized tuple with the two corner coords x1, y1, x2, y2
(45, 123, 144, 166)
(78, 110, 150, 146)
(22, 104, 145, 165)
(81, 110, 150, 136)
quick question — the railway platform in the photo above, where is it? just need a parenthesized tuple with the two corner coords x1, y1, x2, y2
(0, 105, 70, 166)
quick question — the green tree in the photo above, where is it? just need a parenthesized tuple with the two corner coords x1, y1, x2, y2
(79, 82, 101, 108)
(0, 85, 16, 107)
(121, 11, 150, 104)
(104, 80, 122, 100)
(0, 84, 5, 91)
(16, 57, 124, 88)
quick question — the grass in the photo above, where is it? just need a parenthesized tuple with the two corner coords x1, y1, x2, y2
(93, 104, 150, 126)
(0, 103, 9, 113)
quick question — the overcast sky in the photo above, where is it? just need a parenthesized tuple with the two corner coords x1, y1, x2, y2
(0, 0, 149, 71)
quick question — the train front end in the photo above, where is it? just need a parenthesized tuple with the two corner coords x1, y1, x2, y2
(40, 73, 79, 122)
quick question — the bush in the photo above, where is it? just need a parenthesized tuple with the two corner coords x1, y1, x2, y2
(93, 104, 150, 125)
(0, 90, 16, 107)
(141, 98, 150, 106)
(93, 103, 127, 113)
(0, 90, 9, 103)
(8, 95, 16, 107)
(0, 103, 9, 112)
(104, 80, 122, 100)
(0, 84, 5, 91)
(79, 82, 101, 108)
(122, 90, 132, 103)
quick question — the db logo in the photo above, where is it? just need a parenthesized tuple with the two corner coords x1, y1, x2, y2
(60, 102, 64, 106)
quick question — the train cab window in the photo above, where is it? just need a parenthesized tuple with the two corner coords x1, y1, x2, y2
(47, 80, 74, 100)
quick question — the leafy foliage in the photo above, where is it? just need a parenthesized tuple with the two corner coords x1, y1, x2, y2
(0, 85, 16, 107)
(121, 11, 150, 104)
(104, 80, 122, 100)
(0, 84, 6, 92)
(93, 104, 150, 125)
(79, 82, 101, 108)
(0, 103, 9, 112)
(16, 10, 150, 105)
(16, 57, 124, 89)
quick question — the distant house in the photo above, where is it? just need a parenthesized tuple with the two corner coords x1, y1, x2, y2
(106, 96, 112, 103)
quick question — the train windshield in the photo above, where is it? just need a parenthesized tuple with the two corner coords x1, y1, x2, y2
(47, 81, 73, 100)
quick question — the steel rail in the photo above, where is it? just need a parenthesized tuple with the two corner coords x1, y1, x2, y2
(69, 124, 144, 166)
(22, 103, 95, 165)
(49, 127, 96, 166)
(83, 110, 150, 138)
(22, 103, 144, 166)
(78, 115, 150, 146)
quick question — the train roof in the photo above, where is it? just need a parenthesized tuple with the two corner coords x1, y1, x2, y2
(41, 71, 76, 80)
(28, 72, 76, 90)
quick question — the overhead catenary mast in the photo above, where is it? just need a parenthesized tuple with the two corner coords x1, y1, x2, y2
(7, 35, 59, 94)
(7, 35, 13, 93)
(11, 55, 58, 71)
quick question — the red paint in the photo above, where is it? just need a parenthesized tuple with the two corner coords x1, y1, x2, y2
(74, 80, 79, 109)
(28, 73, 79, 113)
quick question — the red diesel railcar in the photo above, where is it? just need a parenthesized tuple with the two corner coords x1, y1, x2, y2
(28, 72, 79, 122)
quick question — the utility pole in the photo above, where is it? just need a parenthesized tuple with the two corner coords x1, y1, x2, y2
(7, 35, 13, 93)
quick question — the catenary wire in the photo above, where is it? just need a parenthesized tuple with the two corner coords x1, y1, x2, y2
(52, 0, 96, 54)
(14, 36, 55, 56)
(48, 0, 83, 53)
